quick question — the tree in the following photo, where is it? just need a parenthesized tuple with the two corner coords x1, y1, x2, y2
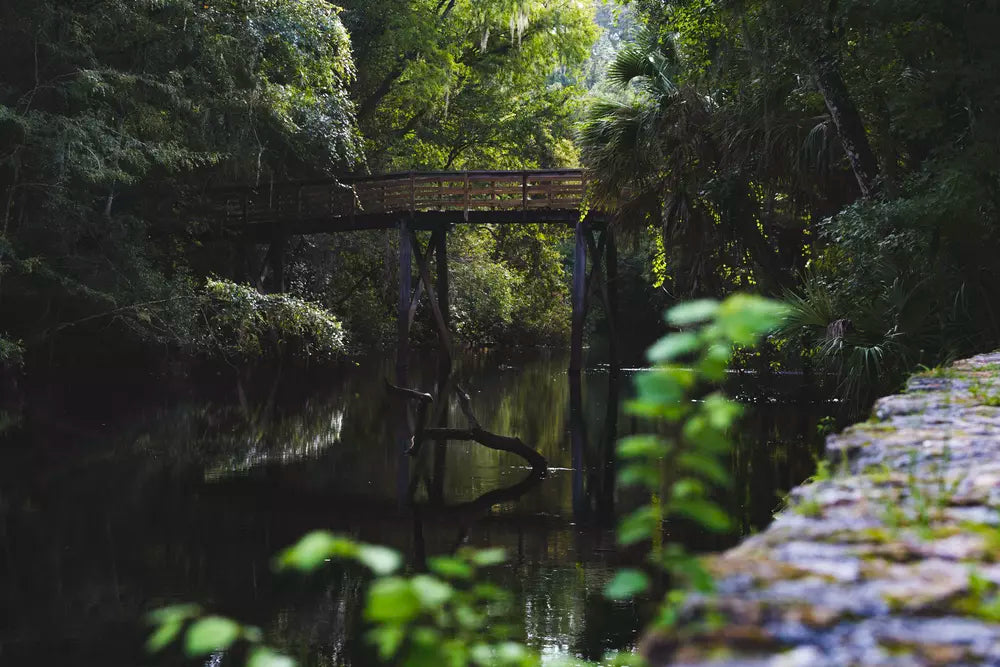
(0, 0, 359, 360)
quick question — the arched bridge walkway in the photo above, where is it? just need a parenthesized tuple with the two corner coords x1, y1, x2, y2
(205, 169, 615, 376)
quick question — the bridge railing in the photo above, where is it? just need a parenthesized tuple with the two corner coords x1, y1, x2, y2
(208, 169, 591, 227)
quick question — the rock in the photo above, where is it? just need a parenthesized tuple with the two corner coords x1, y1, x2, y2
(643, 354, 1000, 665)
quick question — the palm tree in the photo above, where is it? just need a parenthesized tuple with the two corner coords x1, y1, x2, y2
(580, 40, 788, 295)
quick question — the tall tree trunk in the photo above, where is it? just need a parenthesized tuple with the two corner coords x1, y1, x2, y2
(813, 54, 880, 198)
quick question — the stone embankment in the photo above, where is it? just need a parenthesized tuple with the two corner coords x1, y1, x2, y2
(648, 353, 1000, 666)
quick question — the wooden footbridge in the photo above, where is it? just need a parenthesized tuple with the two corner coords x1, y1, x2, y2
(206, 169, 616, 374)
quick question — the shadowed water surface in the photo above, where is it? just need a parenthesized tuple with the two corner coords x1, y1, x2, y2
(0, 350, 827, 665)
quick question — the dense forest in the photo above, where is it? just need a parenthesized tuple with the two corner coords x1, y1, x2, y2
(3, 0, 1000, 400)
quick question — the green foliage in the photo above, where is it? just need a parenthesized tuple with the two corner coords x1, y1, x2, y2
(0, 0, 359, 362)
(280, 534, 535, 667)
(607, 294, 788, 630)
(146, 603, 290, 663)
(197, 279, 346, 363)
(0, 335, 23, 369)
(343, 0, 597, 172)
(599, 0, 1000, 406)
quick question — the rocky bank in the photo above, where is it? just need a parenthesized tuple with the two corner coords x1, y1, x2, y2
(646, 352, 1000, 666)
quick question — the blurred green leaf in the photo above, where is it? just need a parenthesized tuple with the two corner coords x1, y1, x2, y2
(184, 616, 241, 656)
(619, 462, 659, 489)
(365, 578, 421, 623)
(146, 603, 201, 625)
(469, 547, 508, 567)
(618, 506, 657, 545)
(646, 331, 699, 363)
(429, 556, 475, 580)
(277, 531, 356, 571)
(666, 299, 719, 326)
(368, 624, 406, 660)
(678, 452, 729, 485)
(617, 435, 668, 460)
(146, 618, 183, 653)
(357, 544, 403, 576)
(411, 575, 454, 609)
(247, 647, 296, 667)
(604, 569, 650, 600)
(671, 498, 731, 532)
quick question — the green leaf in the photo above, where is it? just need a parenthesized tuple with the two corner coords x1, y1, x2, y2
(365, 578, 421, 623)
(617, 506, 657, 546)
(677, 452, 729, 485)
(184, 616, 241, 656)
(604, 569, 650, 600)
(672, 479, 705, 500)
(247, 647, 296, 667)
(277, 531, 356, 571)
(618, 462, 659, 489)
(357, 544, 402, 575)
(428, 556, 474, 580)
(617, 435, 668, 460)
(646, 331, 700, 363)
(410, 575, 454, 609)
(368, 624, 406, 660)
(716, 295, 789, 344)
(703, 393, 742, 430)
(146, 603, 201, 625)
(697, 342, 732, 381)
(469, 547, 508, 567)
(666, 299, 719, 326)
(146, 618, 183, 653)
(496, 641, 532, 663)
(670, 498, 731, 532)
(454, 604, 485, 630)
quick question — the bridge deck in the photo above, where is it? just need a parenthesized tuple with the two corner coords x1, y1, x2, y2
(207, 169, 604, 238)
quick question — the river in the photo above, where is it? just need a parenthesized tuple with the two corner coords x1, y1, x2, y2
(0, 350, 828, 665)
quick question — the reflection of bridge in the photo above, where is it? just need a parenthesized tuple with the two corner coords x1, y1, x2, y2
(206, 169, 616, 373)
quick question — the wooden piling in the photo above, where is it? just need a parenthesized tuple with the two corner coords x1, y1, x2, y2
(606, 226, 620, 370)
(570, 220, 587, 373)
(397, 220, 412, 383)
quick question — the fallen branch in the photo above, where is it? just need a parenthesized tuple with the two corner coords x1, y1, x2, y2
(384, 379, 433, 403)
(422, 427, 547, 473)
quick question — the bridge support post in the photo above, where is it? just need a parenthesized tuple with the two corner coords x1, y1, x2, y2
(266, 227, 287, 293)
(434, 226, 451, 376)
(570, 220, 588, 373)
(397, 220, 412, 383)
(606, 227, 619, 371)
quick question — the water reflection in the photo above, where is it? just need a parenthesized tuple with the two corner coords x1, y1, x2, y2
(0, 351, 828, 665)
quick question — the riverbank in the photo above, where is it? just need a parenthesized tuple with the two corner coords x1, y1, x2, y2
(645, 352, 1000, 666)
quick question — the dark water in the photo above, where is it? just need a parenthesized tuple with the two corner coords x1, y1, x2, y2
(0, 351, 828, 666)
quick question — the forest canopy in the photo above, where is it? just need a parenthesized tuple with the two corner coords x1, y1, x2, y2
(3, 0, 1000, 400)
